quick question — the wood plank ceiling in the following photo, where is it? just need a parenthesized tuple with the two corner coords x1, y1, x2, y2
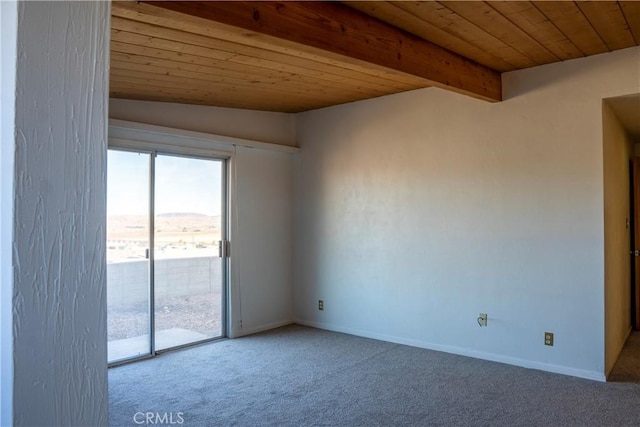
(110, 1, 640, 113)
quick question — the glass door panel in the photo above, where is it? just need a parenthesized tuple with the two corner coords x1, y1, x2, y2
(154, 154, 225, 351)
(107, 150, 151, 363)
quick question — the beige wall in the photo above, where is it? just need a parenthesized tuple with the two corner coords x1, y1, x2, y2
(603, 101, 634, 375)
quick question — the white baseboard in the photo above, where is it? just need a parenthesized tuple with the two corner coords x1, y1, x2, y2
(233, 319, 294, 338)
(294, 318, 606, 382)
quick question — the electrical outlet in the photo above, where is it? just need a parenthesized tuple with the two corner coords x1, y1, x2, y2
(477, 313, 487, 327)
(545, 332, 554, 346)
(318, 300, 324, 311)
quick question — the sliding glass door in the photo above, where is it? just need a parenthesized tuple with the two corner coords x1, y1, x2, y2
(153, 154, 225, 351)
(107, 151, 151, 362)
(107, 149, 227, 364)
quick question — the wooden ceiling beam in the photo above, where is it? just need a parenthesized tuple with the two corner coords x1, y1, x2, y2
(110, 15, 418, 93)
(142, 0, 502, 102)
(342, 1, 516, 72)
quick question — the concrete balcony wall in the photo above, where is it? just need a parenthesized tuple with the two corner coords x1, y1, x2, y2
(107, 256, 222, 307)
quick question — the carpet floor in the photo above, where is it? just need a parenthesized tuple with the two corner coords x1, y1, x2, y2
(109, 325, 640, 426)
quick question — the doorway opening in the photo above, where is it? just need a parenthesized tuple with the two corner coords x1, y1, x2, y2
(603, 94, 640, 375)
(106, 149, 228, 364)
(631, 158, 640, 331)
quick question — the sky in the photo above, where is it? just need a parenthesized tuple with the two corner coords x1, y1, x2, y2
(107, 150, 223, 217)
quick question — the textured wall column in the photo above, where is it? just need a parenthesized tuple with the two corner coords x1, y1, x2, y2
(12, 2, 110, 425)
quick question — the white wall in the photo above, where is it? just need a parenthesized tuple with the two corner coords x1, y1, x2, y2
(294, 47, 640, 380)
(110, 99, 297, 147)
(230, 146, 294, 336)
(0, 1, 17, 424)
(10, 2, 110, 425)
(109, 103, 295, 337)
(603, 101, 634, 376)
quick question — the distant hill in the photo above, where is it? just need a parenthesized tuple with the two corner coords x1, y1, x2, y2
(108, 213, 222, 243)
(156, 213, 212, 218)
